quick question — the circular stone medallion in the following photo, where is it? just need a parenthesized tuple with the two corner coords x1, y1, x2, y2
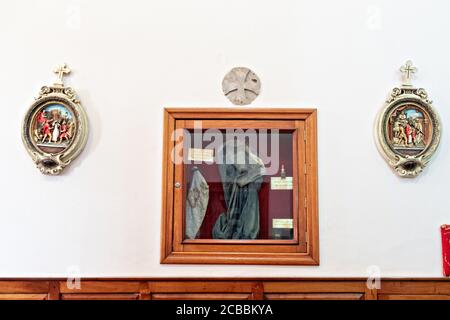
(222, 67, 261, 105)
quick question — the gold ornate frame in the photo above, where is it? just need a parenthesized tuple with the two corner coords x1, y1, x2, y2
(22, 65, 88, 175)
(376, 62, 441, 178)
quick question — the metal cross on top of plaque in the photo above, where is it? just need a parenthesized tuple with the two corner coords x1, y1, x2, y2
(375, 61, 441, 178)
(400, 60, 417, 87)
(53, 63, 71, 86)
(21, 64, 89, 175)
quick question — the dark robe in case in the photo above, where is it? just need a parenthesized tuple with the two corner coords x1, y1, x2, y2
(212, 140, 264, 240)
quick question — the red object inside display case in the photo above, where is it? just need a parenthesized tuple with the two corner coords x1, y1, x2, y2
(442, 225, 450, 277)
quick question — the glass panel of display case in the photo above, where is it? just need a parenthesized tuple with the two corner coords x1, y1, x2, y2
(183, 128, 295, 241)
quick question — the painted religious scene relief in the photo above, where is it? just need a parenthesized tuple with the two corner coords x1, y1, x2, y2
(31, 103, 76, 154)
(387, 104, 432, 157)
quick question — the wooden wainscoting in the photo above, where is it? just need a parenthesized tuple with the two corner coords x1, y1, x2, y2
(0, 278, 448, 300)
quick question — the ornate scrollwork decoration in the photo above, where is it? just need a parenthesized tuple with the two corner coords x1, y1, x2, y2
(389, 155, 425, 178)
(386, 87, 402, 103)
(36, 86, 54, 100)
(32, 152, 71, 175)
(63, 87, 80, 104)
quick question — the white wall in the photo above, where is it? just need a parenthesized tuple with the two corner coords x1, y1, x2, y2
(0, 0, 449, 278)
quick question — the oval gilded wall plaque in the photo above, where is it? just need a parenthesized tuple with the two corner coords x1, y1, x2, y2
(22, 64, 88, 175)
(376, 61, 441, 178)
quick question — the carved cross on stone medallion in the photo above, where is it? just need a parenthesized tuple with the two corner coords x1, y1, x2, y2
(400, 60, 417, 87)
(53, 63, 71, 86)
(222, 67, 261, 105)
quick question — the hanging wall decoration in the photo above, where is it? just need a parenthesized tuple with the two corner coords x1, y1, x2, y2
(222, 67, 261, 105)
(375, 61, 441, 177)
(22, 64, 88, 175)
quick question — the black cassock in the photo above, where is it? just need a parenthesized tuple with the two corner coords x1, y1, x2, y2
(212, 139, 264, 240)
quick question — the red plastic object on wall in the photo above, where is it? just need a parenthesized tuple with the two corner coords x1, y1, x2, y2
(442, 225, 450, 277)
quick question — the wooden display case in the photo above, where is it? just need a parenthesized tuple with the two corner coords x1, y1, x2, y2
(161, 108, 319, 265)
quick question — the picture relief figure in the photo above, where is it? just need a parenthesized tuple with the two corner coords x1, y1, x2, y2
(387, 106, 431, 157)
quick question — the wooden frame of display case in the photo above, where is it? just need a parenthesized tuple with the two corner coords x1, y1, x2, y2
(161, 108, 319, 265)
